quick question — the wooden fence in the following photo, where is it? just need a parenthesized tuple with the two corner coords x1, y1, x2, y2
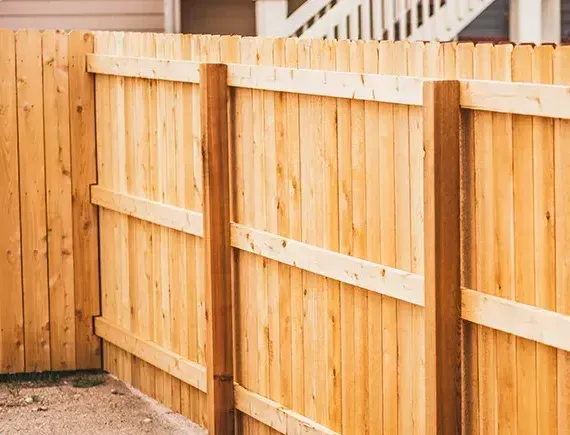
(0, 30, 100, 373)
(87, 32, 570, 435)
(3, 29, 570, 435)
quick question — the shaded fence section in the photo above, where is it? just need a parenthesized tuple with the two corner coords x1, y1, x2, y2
(0, 30, 100, 373)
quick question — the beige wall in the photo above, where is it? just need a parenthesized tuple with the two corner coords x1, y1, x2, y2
(181, 0, 256, 36)
(0, 0, 164, 31)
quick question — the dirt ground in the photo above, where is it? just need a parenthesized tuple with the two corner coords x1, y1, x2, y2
(0, 372, 206, 435)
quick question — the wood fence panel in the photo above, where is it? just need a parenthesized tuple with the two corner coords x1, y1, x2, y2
(0, 30, 100, 375)
(85, 33, 570, 435)
(0, 29, 24, 374)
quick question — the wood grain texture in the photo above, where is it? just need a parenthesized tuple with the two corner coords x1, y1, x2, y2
(0, 29, 24, 374)
(16, 29, 50, 372)
(201, 63, 234, 434)
(68, 30, 101, 370)
(512, 44, 537, 435)
(554, 45, 570, 435)
(423, 79, 461, 435)
(43, 30, 76, 371)
(532, 45, 558, 434)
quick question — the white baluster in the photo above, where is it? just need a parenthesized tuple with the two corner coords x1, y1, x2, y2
(411, 0, 419, 39)
(399, 0, 407, 39)
(422, 0, 430, 40)
(372, 0, 384, 39)
(349, 6, 360, 39)
(361, 0, 372, 39)
(385, 0, 395, 39)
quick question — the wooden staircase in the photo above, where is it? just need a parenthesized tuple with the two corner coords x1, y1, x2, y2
(270, 0, 497, 41)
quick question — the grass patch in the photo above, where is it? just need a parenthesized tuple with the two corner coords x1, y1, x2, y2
(72, 375, 105, 389)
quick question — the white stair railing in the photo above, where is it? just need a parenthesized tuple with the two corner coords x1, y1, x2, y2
(271, 0, 497, 42)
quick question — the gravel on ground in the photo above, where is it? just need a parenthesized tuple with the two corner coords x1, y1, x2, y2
(0, 372, 206, 435)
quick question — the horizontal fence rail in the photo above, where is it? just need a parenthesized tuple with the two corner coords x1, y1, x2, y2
(87, 53, 570, 119)
(90, 186, 570, 353)
(94, 317, 338, 435)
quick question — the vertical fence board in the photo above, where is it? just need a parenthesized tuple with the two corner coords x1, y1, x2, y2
(164, 32, 181, 412)
(492, 43, 517, 435)
(554, 45, 570, 434)
(193, 35, 208, 428)
(43, 30, 76, 371)
(377, 40, 398, 435)
(123, 31, 144, 395)
(364, 39, 383, 435)
(298, 38, 317, 425)
(455, 42, 479, 435)
(284, 36, 304, 423)
(16, 29, 50, 372)
(408, 41, 425, 435)
(255, 38, 270, 435)
(336, 38, 354, 433)
(69, 30, 100, 370)
(0, 29, 24, 374)
(350, 40, 369, 435)
(394, 39, 413, 435)
(322, 39, 342, 432)
(338, 38, 355, 433)
(238, 36, 258, 434)
(179, 32, 196, 421)
(94, 31, 116, 376)
(532, 45, 558, 434)
(153, 32, 170, 405)
(424, 79, 461, 435)
(512, 45, 537, 435)
(473, 43, 497, 434)
(272, 37, 292, 414)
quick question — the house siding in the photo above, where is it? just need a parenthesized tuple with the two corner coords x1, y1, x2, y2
(181, 0, 256, 37)
(0, 0, 164, 32)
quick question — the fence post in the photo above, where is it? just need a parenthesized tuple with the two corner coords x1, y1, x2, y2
(200, 63, 234, 434)
(423, 79, 462, 435)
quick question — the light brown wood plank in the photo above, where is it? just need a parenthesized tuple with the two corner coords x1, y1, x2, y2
(378, 40, 398, 435)
(43, 30, 76, 371)
(69, 30, 101, 370)
(0, 29, 24, 374)
(473, 43, 497, 434)
(492, 43, 517, 435)
(532, 45, 558, 434)
(364, 39, 383, 435)
(408, 40, 425, 435)
(16, 29, 50, 372)
(455, 41, 479, 435)
(554, 44, 570, 435)
(512, 44, 537, 435)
